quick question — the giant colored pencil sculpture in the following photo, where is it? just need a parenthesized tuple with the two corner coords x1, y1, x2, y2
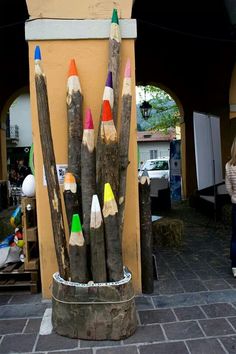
(63, 172, 79, 232)
(103, 183, 123, 282)
(118, 59, 132, 241)
(96, 100, 119, 204)
(90, 195, 107, 283)
(81, 108, 96, 245)
(108, 8, 121, 127)
(67, 59, 83, 218)
(69, 214, 88, 283)
(34, 46, 70, 280)
(138, 172, 154, 294)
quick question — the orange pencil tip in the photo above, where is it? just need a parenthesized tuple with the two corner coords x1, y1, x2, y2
(64, 172, 76, 184)
(68, 59, 78, 77)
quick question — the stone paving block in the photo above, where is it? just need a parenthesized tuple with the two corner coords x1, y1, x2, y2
(154, 279, 185, 295)
(203, 279, 231, 291)
(0, 303, 48, 318)
(96, 346, 138, 354)
(0, 333, 37, 353)
(138, 308, 176, 324)
(80, 340, 121, 348)
(228, 316, 236, 330)
(186, 338, 226, 354)
(194, 269, 219, 280)
(139, 341, 189, 354)
(49, 350, 93, 354)
(180, 279, 207, 292)
(201, 303, 236, 318)
(201, 289, 236, 304)
(0, 295, 11, 306)
(219, 335, 236, 354)
(36, 333, 78, 351)
(24, 318, 42, 333)
(225, 278, 236, 288)
(123, 324, 164, 344)
(172, 270, 197, 280)
(153, 292, 203, 308)
(9, 294, 42, 304)
(199, 318, 235, 336)
(162, 320, 203, 340)
(0, 318, 26, 334)
(173, 305, 206, 320)
(135, 296, 154, 310)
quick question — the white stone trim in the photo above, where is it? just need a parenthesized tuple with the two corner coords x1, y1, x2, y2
(230, 104, 236, 112)
(25, 19, 137, 40)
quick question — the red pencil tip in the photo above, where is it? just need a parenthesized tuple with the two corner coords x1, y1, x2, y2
(84, 108, 94, 129)
(102, 100, 112, 122)
(68, 59, 78, 77)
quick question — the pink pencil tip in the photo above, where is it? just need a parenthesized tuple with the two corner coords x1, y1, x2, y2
(124, 59, 131, 78)
(84, 108, 94, 129)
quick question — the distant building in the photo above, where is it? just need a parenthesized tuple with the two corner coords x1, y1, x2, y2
(137, 130, 175, 167)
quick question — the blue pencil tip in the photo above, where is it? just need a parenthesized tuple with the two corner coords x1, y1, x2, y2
(34, 46, 41, 60)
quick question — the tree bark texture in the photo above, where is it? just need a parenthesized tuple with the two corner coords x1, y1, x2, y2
(96, 139, 119, 205)
(63, 190, 79, 232)
(103, 214, 123, 282)
(52, 270, 137, 340)
(67, 91, 83, 218)
(35, 74, 70, 280)
(139, 176, 154, 294)
(69, 243, 88, 283)
(108, 40, 120, 127)
(81, 144, 96, 245)
(90, 222, 107, 283)
(118, 94, 132, 241)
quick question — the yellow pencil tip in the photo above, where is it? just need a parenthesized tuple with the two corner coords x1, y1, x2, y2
(104, 183, 115, 202)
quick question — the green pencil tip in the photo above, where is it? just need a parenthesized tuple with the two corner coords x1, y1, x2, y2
(111, 8, 119, 24)
(71, 214, 82, 233)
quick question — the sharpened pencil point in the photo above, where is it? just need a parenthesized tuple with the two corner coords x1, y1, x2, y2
(102, 100, 112, 122)
(104, 183, 115, 202)
(106, 71, 113, 88)
(91, 195, 100, 212)
(84, 108, 94, 129)
(34, 46, 41, 60)
(71, 214, 82, 233)
(111, 8, 119, 24)
(68, 59, 78, 77)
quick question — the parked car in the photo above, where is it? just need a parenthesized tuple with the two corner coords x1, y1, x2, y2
(138, 158, 170, 180)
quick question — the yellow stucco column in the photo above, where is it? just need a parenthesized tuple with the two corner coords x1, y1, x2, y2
(25, 0, 141, 298)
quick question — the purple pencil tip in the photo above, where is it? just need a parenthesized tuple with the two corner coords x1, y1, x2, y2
(106, 71, 113, 88)
(34, 46, 41, 60)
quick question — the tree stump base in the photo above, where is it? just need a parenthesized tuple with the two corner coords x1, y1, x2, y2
(152, 217, 184, 249)
(52, 268, 137, 340)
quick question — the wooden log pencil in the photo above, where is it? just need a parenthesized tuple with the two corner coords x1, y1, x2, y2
(34, 45, 70, 280)
(90, 194, 107, 283)
(103, 183, 123, 282)
(69, 213, 88, 283)
(108, 8, 121, 127)
(63, 172, 79, 232)
(96, 71, 114, 203)
(96, 100, 119, 204)
(67, 59, 83, 219)
(138, 172, 154, 294)
(118, 59, 132, 241)
(81, 108, 96, 245)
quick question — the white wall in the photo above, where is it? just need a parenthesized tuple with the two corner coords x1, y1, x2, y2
(138, 141, 170, 164)
(9, 94, 32, 147)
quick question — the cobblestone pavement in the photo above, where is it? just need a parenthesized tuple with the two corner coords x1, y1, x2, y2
(1, 202, 236, 353)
